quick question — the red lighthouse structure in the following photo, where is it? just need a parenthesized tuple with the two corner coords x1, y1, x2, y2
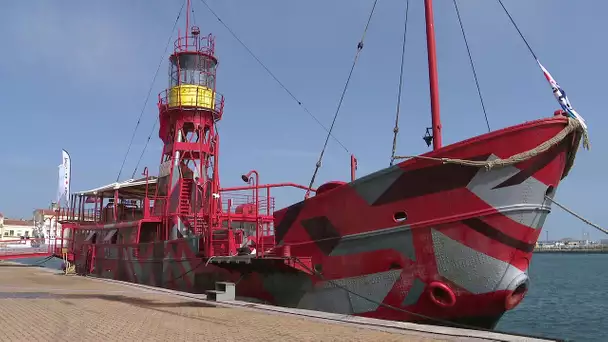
(156, 5, 224, 251)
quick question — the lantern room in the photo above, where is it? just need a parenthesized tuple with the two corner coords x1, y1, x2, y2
(166, 26, 219, 111)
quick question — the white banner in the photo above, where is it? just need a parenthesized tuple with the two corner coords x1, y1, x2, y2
(56, 150, 71, 207)
(56, 164, 64, 204)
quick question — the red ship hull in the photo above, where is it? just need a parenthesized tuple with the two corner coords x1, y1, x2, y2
(71, 114, 578, 329)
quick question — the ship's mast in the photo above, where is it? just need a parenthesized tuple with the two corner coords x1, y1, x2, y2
(424, 0, 442, 150)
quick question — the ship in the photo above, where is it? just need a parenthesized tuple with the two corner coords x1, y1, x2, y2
(53, 0, 588, 330)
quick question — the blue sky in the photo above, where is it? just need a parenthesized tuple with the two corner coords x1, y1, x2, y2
(0, 0, 606, 240)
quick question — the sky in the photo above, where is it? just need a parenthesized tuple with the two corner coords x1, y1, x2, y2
(0, 0, 606, 240)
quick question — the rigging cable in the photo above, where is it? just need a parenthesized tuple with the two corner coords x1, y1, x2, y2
(132, 119, 159, 178)
(452, 0, 491, 132)
(389, 0, 410, 167)
(129, 2, 188, 178)
(198, 0, 351, 154)
(495, 0, 538, 60)
(496, 0, 590, 150)
(305, 0, 379, 196)
(131, 2, 202, 180)
(116, 0, 186, 182)
(545, 196, 608, 236)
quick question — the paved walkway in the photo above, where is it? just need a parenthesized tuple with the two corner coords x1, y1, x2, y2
(0, 262, 551, 342)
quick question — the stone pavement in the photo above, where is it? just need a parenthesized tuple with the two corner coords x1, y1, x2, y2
(0, 263, 550, 342)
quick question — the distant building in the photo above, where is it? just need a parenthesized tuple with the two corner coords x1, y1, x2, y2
(0, 213, 35, 241)
(33, 207, 63, 245)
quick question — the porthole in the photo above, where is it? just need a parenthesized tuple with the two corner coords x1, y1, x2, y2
(393, 211, 408, 222)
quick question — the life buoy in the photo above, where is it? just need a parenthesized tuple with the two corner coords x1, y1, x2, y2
(428, 281, 456, 308)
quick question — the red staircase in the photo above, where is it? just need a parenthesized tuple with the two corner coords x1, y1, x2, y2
(179, 179, 193, 215)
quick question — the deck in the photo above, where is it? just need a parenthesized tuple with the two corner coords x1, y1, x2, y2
(0, 261, 556, 342)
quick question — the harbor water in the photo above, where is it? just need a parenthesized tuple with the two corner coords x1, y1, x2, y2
(498, 253, 607, 341)
(10, 253, 607, 342)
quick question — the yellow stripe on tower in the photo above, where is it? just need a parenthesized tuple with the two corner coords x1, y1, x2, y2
(168, 85, 216, 110)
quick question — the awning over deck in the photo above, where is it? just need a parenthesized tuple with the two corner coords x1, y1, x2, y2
(76, 177, 158, 198)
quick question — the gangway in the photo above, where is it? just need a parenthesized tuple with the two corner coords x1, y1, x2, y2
(0, 238, 53, 260)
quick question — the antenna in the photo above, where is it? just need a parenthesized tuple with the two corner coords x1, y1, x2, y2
(185, 0, 191, 48)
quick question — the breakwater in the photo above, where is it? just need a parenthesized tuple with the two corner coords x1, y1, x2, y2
(534, 247, 608, 254)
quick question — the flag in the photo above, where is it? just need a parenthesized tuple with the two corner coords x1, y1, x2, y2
(56, 164, 65, 205)
(537, 60, 589, 149)
(56, 150, 71, 207)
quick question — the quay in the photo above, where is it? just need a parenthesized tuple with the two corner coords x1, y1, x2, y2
(534, 247, 608, 254)
(0, 261, 556, 342)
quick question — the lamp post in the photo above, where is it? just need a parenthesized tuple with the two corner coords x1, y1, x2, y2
(241, 170, 259, 256)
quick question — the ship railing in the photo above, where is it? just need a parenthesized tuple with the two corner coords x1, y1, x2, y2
(173, 33, 215, 55)
(145, 196, 168, 218)
(219, 180, 314, 258)
(219, 182, 315, 216)
(55, 206, 146, 224)
(0, 238, 45, 247)
(0, 238, 49, 259)
(220, 191, 275, 216)
(55, 207, 99, 222)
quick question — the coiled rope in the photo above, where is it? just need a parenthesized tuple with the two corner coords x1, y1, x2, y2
(394, 116, 583, 179)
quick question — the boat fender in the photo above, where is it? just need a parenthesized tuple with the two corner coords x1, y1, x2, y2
(427, 281, 456, 308)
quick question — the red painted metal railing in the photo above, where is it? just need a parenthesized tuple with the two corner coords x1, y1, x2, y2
(0, 238, 51, 260)
(55, 206, 148, 224)
(173, 33, 216, 55)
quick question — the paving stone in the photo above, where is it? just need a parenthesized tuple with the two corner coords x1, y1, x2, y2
(0, 264, 444, 342)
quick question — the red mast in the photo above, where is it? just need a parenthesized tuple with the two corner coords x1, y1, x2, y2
(424, 0, 442, 150)
(155, 0, 225, 253)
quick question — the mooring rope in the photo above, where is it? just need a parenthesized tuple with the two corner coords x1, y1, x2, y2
(545, 196, 608, 236)
(394, 116, 582, 179)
